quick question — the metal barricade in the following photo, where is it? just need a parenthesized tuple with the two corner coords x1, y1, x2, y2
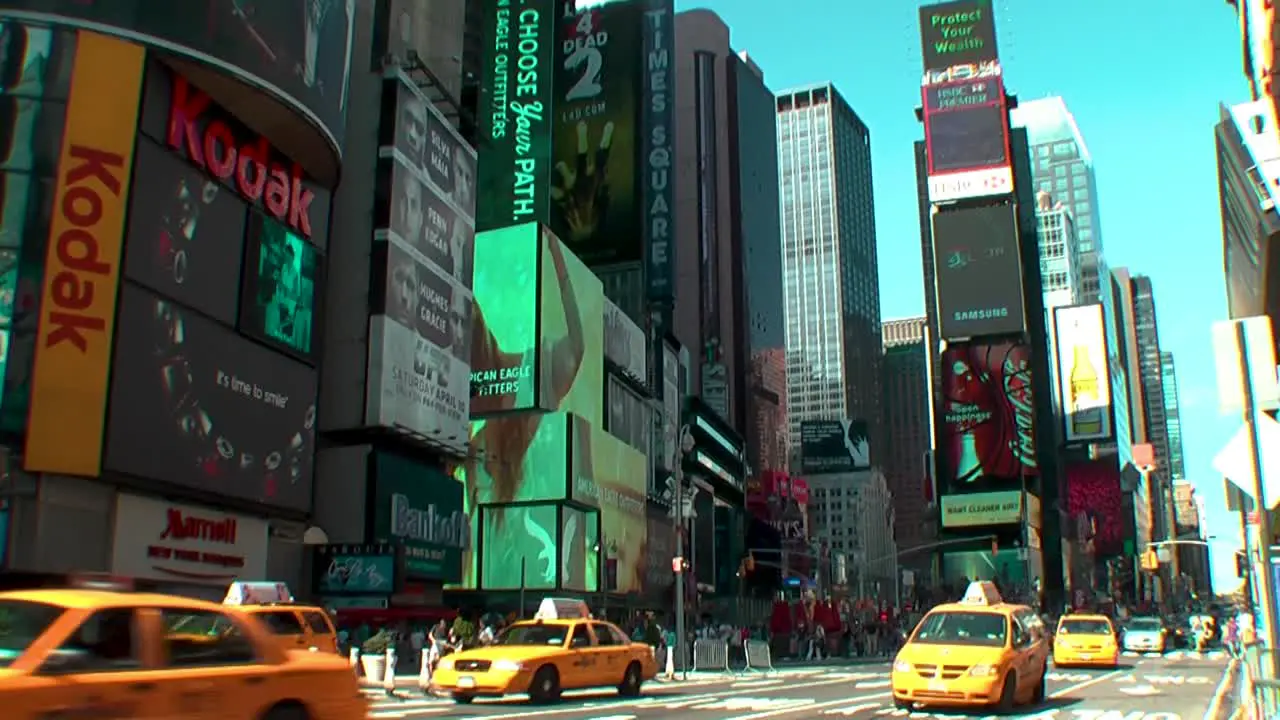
(1239, 644, 1280, 719)
(743, 638, 775, 674)
(691, 638, 733, 675)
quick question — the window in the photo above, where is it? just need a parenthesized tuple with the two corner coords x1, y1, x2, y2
(495, 624, 568, 647)
(593, 623, 626, 646)
(46, 608, 141, 674)
(254, 610, 304, 635)
(0, 600, 63, 668)
(1058, 619, 1112, 635)
(569, 625, 594, 648)
(161, 609, 258, 667)
(910, 611, 1008, 647)
(302, 611, 335, 635)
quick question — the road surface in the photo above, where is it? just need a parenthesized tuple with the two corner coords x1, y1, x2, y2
(363, 649, 1233, 720)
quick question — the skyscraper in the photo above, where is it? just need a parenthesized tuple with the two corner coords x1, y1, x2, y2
(1011, 97, 1106, 303)
(1159, 352, 1187, 482)
(1035, 192, 1084, 309)
(776, 83, 882, 460)
(882, 317, 935, 581)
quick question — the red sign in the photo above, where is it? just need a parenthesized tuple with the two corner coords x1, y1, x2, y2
(160, 508, 238, 544)
(790, 477, 810, 506)
(166, 76, 316, 238)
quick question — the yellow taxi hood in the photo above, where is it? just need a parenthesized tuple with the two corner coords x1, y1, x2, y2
(285, 648, 353, 669)
(896, 643, 1005, 665)
(448, 644, 568, 663)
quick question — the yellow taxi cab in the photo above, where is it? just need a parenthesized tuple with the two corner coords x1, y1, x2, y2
(223, 581, 341, 655)
(0, 577, 364, 720)
(1052, 613, 1118, 668)
(430, 597, 659, 704)
(891, 581, 1049, 714)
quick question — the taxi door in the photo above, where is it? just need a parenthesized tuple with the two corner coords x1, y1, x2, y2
(15, 607, 175, 719)
(564, 624, 600, 688)
(589, 622, 627, 683)
(148, 607, 278, 720)
(1010, 610, 1045, 699)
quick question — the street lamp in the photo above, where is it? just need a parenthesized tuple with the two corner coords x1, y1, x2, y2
(673, 425, 695, 679)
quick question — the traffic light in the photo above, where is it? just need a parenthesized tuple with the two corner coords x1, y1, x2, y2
(746, 554, 756, 572)
(1237, 551, 1248, 578)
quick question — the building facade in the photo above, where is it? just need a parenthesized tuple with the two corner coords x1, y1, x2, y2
(1130, 274, 1174, 548)
(881, 317, 935, 581)
(807, 470, 896, 600)
(1035, 193, 1083, 309)
(1011, 97, 1105, 303)
(1173, 481, 1213, 599)
(1110, 269, 1153, 557)
(1159, 352, 1187, 482)
(776, 83, 882, 461)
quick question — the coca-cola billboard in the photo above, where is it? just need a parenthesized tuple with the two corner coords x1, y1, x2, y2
(111, 493, 269, 585)
(939, 340, 1038, 491)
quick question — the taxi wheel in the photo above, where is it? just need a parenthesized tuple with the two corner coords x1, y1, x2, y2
(261, 702, 309, 720)
(452, 694, 475, 704)
(1031, 668, 1046, 703)
(995, 673, 1017, 713)
(618, 662, 643, 697)
(529, 665, 561, 704)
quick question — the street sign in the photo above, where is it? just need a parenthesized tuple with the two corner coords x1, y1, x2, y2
(1212, 317, 1280, 414)
(1213, 411, 1280, 509)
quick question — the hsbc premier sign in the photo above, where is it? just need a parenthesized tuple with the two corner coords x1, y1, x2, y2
(166, 75, 318, 238)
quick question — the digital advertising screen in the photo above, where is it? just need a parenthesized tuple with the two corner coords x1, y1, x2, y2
(378, 71, 475, 288)
(923, 77, 1011, 203)
(539, 229, 604, 425)
(551, 1, 642, 264)
(7, 0, 357, 158)
(931, 202, 1026, 340)
(1053, 304, 1113, 443)
(240, 213, 321, 360)
(371, 452, 468, 583)
(561, 505, 600, 592)
(571, 416, 648, 593)
(480, 503, 558, 590)
(798, 419, 871, 474)
(940, 340, 1037, 491)
(940, 490, 1023, 528)
(1064, 459, 1125, 556)
(470, 223, 540, 413)
(123, 139, 247, 327)
(464, 409, 570, 510)
(476, 0, 555, 231)
(918, 0, 998, 71)
(312, 543, 397, 596)
(642, 0, 676, 306)
(104, 284, 318, 511)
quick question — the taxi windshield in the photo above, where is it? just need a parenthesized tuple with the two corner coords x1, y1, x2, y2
(1127, 618, 1162, 633)
(0, 600, 65, 666)
(495, 624, 569, 647)
(166, 610, 233, 636)
(911, 611, 1007, 647)
(1059, 619, 1112, 635)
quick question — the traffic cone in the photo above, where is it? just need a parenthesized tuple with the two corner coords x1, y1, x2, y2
(383, 647, 398, 697)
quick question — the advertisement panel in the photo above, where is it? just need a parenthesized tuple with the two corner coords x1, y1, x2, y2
(940, 340, 1037, 489)
(918, 0, 998, 71)
(551, 0, 641, 264)
(644, 503, 674, 595)
(659, 342, 679, 472)
(561, 505, 600, 592)
(371, 453, 468, 583)
(470, 222, 540, 413)
(476, 0, 555, 231)
(3, 0, 356, 155)
(607, 376, 652, 480)
(463, 410, 570, 509)
(123, 138, 247, 327)
(240, 212, 321, 360)
(923, 76, 1012, 203)
(312, 543, 397, 596)
(25, 32, 144, 476)
(539, 228, 604, 425)
(480, 503, 558, 590)
(1054, 304, 1113, 443)
(379, 70, 476, 279)
(138, 67, 333, 248)
(110, 493, 269, 585)
(931, 202, 1025, 340)
(799, 419, 871, 474)
(1064, 459, 1125, 556)
(746, 470, 810, 578)
(642, 0, 675, 307)
(604, 297, 646, 380)
(105, 285, 318, 511)
(940, 490, 1023, 528)
(571, 415, 648, 593)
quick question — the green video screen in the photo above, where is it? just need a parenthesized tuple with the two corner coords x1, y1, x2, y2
(571, 416, 648, 593)
(561, 505, 599, 592)
(539, 230, 604, 426)
(241, 214, 319, 358)
(470, 223, 540, 413)
(481, 503, 558, 590)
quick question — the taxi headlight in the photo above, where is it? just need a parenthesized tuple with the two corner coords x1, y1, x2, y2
(492, 659, 524, 672)
(969, 664, 996, 677)
(893, 659, 912, 673)
(437, 657, 454, 671)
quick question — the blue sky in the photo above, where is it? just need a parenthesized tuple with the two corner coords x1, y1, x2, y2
(674, 0, 1247, 592)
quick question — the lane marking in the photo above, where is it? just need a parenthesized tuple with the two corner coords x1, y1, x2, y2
(719, 692, 892, 720)
(820, 702, 880, 715)
(1048, 667, 1128, 698)
(854, 679, 892, 689)
(732, 679, 786, 688)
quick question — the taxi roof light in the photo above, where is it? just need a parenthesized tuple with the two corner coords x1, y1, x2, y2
(223, 581, 295, 606)
(534, 597, 592, 621)
(959, 581, 1003, 606)
(68, 574, 135, 592)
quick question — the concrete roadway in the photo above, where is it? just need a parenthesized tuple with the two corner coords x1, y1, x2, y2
(363, 649, 1234, 720)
